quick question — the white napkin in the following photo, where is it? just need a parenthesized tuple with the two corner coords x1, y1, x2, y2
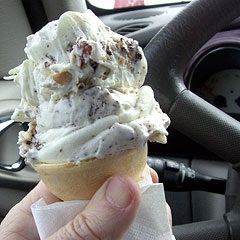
(31, 174, 175, 240)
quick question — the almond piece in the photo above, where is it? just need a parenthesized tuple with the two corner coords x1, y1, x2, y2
(120, 57, 125, 64)
(101, 56, 107, 62)
(53, 72, 73, 85)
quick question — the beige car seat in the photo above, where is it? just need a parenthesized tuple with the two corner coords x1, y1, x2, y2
(0, 0, 87, 222)
(0, 0, 31, 117)
(0, 0, 32, 222)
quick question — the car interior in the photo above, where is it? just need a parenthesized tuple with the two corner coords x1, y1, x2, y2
(1, 0, 240, 239)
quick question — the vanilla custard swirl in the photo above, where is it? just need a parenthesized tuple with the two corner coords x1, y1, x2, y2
(8, 10, 170, 163)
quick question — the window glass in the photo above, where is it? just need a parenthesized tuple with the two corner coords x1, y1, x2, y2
(88, 0, 190, 10)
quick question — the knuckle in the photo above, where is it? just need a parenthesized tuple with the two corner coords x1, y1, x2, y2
(71, 213, 102, 240)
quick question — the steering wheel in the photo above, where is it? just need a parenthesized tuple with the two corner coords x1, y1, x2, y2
(144, 0, 240, 239)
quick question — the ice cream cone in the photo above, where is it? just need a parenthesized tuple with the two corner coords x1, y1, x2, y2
(33, 144, 148, 200)
(8, 11, 170, 202)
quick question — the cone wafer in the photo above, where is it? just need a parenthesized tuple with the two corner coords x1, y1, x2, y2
(33, 144, 147, 200)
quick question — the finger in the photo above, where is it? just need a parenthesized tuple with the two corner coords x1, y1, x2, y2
(47, 175, 142, 240)
(166, 203, 172, 227)
(0, 181, 59, 240)
(149, 167, 159, 183)
(26, 180, 61, 205)
(16, 181, 61, 214)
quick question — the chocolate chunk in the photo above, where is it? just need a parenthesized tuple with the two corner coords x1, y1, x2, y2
(106, 48, 112, 56)
(100, 41, 106, 49)
(102, 68, 111, 80)
(77, 41, 92, 55)
(105, 26, 110, 31)
(135, 52, 142, 60)
(66, 42, 74, 52)
(44, 61, 50, 68)
(89, 59, 98, 72)
(78, 42, 93, 69)
(45, 54, 56, 64)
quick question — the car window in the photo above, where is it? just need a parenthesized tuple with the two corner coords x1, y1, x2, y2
(88, 0, 190, 9)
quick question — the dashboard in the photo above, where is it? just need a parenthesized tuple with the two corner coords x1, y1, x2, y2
(1, 1, 240, 228)
(198, 68, 240, 118)
(101, 4, 240, 158)
(184, 30, 240, 122)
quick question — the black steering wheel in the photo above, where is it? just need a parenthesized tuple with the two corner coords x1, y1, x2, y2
(144, 0, 240, 239)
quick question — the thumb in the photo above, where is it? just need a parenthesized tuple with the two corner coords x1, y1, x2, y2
(47, 174, 142, 240)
